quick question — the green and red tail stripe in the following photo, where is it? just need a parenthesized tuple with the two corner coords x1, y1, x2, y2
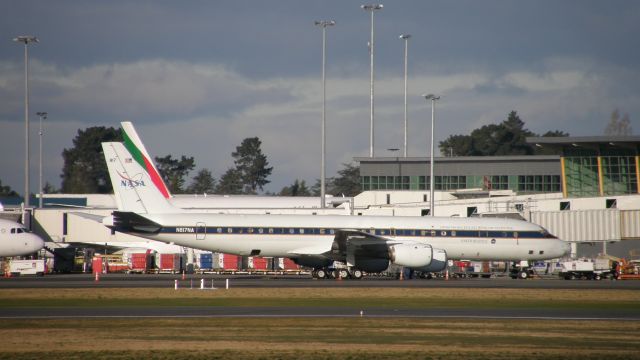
(122, 130, 171, 199)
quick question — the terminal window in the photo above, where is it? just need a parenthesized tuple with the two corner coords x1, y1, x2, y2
(518, 175, 561, 193)
(601, 156, 638, 195)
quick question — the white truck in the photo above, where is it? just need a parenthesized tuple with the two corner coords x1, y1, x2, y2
(558, 258, 613, 280)
(9, 259, 46, 276)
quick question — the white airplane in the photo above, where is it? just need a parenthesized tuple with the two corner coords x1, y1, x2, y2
(102, 142, 570, 278)
(120, 121, 346, 210)
(0, 218, 45, 257)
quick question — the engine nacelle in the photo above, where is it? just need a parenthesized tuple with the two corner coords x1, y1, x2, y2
(389, 243, 433, 268)
(412, 248, 447, 272)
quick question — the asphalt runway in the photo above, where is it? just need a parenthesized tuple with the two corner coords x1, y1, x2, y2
(2, 306, 638, 321)
(2, 274, 639, 321)
(1, 273, 640, 289)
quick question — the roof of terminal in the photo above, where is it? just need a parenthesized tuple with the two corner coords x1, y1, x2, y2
(355, 155, 560, 162)
(527, 136, 640, 145)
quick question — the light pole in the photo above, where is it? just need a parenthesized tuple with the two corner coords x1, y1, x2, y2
(399, 34, 411, 157)
(314, 20, 335, 209)
(13, 35, 38, 209)
(361, 4, 383, 158)
(423, 94, 440, 216)
(36, 112, 47, 209)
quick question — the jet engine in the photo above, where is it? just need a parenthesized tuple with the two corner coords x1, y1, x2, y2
(389, 243, 433, 268)
(412, 248, 447, 272)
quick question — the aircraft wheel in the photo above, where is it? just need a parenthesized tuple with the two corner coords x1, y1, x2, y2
(518, 270, 529, 279)
(316, 269, 327, 279)
(425, 273, 433, 280)
(350, 269, 363, 280)
(338, 269, 349, 279)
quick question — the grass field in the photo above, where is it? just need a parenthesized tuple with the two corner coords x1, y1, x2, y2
(0, 288, 638, 359)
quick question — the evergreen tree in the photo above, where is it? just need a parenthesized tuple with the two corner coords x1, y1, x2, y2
(155, 154, 195, 194)
(43, 182, 60, 194)
(61, 126, 122, 193)
(327, 163, 360, 197)
(279, 179, 311, 196)
(186, 169, 216, 194)
(0, 179, 19, 197)
(310, 179, 322, 196)
(231, 137, 273, 194)
(439, 111, 568, 156)
(215, 168, 244, 194)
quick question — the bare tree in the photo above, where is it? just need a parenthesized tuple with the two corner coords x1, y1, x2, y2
(605, 109, 633, 136)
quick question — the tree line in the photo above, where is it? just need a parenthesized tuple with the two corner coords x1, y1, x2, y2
(0, 109, 632, 199)
(50, 127, 361, 197)
(439, 109, 632, 157)
(438, 111, 568, 156)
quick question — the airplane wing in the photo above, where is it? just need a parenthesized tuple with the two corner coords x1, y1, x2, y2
(287, 244, 332, 256)
(287, 229, 405, 261)
(332, 229, 398, 260)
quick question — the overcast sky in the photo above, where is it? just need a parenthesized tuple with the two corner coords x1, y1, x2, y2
(1, 0, 638, 195)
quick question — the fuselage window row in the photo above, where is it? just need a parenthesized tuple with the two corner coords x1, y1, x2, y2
(164, 226, 552, 239)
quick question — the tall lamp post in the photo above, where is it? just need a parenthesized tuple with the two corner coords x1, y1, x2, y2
(399, 34, 411, 157)
(36, 112, 47, 208)
(13, 35, 38, 209)
(423, 94, 440, 216)
(314, 20, 335, 209)
(361, 4, 383, 158)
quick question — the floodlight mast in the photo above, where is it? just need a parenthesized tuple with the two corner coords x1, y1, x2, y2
(314, 20, 336, 208)
(423, 94, 440, 216)
(36, 112, 47, 209)
(13, 35, 39, 209)
(361, 4, 383, 158)
(399, 34, 411, 157)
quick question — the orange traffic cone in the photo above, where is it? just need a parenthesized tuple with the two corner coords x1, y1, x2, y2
(95, 272, 100, 282)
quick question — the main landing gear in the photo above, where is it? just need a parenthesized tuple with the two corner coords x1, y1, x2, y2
(312, 267, 363, 280)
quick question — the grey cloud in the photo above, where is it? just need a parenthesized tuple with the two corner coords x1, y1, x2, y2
(0, 60, 295, 125)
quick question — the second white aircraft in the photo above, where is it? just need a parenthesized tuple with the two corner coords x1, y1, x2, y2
(0, 218, 45, 257)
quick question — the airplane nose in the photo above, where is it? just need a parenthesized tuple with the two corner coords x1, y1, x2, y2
(30, 235, 45, 252)
(561, 241, 571, 257)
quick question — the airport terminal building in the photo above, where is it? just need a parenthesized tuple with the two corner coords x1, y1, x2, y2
(357, 136, 640, 198)
(354, 136, 640, 258)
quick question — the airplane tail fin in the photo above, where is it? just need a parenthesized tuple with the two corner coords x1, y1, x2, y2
(120, 121, 172, 199)
(103, 142, 177, 214)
